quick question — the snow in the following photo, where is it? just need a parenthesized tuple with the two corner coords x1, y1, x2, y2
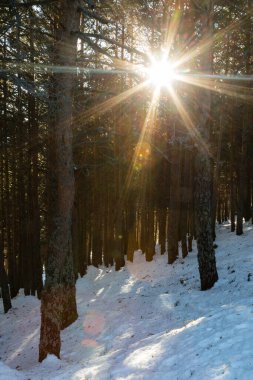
(1, 222, 253, 380)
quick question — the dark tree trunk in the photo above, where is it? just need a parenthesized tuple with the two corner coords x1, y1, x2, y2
(39, 1, 80, 362)
(235, 105, 244, 236)
(28, 19, 43, 298)
(230, 118, 236, 232)
(1, 38, 16, 303)
(180, 149, 191, 258)
(167, 142, 181, 264)
(193, 0, 218, 290)
(187, 150, 195, 252)
(126, 208, 137, 262)
(146, 209, 155, 262)
(0, 248, 12, 313)
(158, 209, 166, 255)
(195, 154, 218, 290)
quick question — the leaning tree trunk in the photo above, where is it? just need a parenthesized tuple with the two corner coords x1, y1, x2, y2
(192, 0, 218, 290)
(39, 1, 80, 362)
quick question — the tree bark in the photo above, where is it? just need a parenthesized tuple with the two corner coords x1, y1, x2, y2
(0, 247, 12, 313)
(39, 0, 80, 362)
(167, 142, 181, 264)
(192, 0, 218, 290)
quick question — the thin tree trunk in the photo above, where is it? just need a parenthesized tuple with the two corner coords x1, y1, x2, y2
(167, 141, 181, 264)
(0, 248, 12, 314)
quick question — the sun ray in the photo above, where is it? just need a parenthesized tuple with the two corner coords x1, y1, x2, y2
(74, 80, 149, 127)
(109, 87, 160, 221)
(1, 61, 141, 76)
(124, 87, 160, 194)
(163, 9, 182, 60)
(177, 74, 253, 103)
(188, 73, 253, 83)
(168, 86, 212, 157)
(174, 14, 250, 71)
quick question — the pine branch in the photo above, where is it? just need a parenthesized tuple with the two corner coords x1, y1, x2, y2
(0, 0, 58, 7)
(78, 5, 110, 25)
(76, 33, 114, 61)
(77, 32, 147, 59)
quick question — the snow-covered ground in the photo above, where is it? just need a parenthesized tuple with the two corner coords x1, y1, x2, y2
(0, 223, 253, 380)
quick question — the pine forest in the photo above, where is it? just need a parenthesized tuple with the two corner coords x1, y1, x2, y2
(0, 1, 253, 379)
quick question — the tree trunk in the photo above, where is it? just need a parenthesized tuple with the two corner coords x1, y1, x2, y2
(0, 247, 12, 314)
(235, 104, 244, 236)
(167, 142, 181, 264)
(39, 1, 80, 362)
(192, 0, 218, 290)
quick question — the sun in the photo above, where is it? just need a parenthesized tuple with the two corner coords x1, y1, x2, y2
(147, 58, 176, 88)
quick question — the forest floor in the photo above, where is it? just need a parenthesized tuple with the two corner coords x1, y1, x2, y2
(1, 222, 253, 380)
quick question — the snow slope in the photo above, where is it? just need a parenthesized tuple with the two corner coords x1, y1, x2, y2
(0, 222, 253, 380)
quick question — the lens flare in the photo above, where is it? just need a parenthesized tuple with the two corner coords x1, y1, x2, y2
(147, 59, 176, 88)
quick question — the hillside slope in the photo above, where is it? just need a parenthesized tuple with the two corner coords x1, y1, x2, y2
(0, 222, 253, 380)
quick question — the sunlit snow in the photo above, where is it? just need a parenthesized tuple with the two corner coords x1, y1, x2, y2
(0, 222, 253, 380)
